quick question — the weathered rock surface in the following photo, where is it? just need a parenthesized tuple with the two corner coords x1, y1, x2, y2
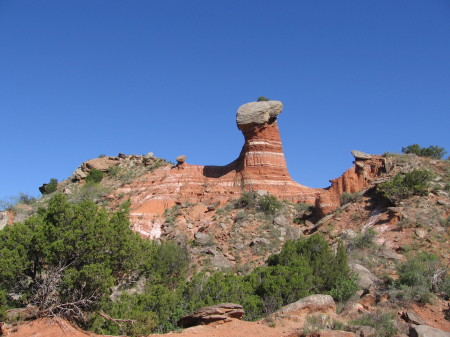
(271, 294, 336, 317)
(177, 303, 245, 328)
(0, 211, 8, 230)
(401, 311, 427, 326)
(72, 156, 119, 181)
(350, 264, 379, 290)
(409, 324, 450, 337)
(236, 100, 283, 128)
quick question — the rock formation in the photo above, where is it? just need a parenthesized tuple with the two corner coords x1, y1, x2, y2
(109, 100, 386, 237)
(177, 303, 245, 328)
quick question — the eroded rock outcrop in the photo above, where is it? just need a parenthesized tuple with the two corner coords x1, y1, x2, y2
(177, 303, 245, 328)
(109, 100, 386, 237)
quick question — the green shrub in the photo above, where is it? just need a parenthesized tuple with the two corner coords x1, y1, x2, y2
(350, 311, 397, 337)
(86, 169, 104, 184)
(402, 144, 447, 159)
(40, 178, 58, 194)
(234, 192, 257, 209)
(377, 169, 433, 204)
(393, 252, 449, 303)
(258, 194, 282, 216)
(347, 229, 376, 251)
(257, 96, 270, 102)
(268, 235, 357, 301)
(0, 289, 7, 321)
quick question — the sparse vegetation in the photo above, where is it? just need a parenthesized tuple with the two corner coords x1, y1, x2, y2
(257, 96, 270, 101)
(340, 191, 362, 206)
(347, 229, 377, 251)
(0, 193, 37, 211)
(402, 144, 447, 159)
(302, 314, 344, 335)
(390, 251, 450, 304)
(350, 311, 397, 337)
(377, 169, 433, 204)
(164, 204, 182, 224)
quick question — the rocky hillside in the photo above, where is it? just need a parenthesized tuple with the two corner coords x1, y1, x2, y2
(1, 100, 449, 336)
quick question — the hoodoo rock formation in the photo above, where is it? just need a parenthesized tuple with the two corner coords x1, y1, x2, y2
(110, 100, 386, 237)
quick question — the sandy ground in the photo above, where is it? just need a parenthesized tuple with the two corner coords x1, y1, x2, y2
(6, 318, 300, 337)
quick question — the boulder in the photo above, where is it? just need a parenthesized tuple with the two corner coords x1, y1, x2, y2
(339, 302, 368, 319)
(350, 325, 377, 337)
(273, 215, 289, 227)
(400, 311, 426, 325)
(211, 254, 234, 270)
(271, 294, 336, 317)
(351, 150, 372, 160)
(236, 100, 283, 128)
(409, 325, 450, 337)
(84, 156, 119, 172)
(194, 232, 212, 246)
(350, 264, 378, 290)
(177, 303, 244, 328)
(250, 237, 270, 246)
(176, 155, 187, 164)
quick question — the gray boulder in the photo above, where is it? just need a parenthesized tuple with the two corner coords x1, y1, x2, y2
(273, 215, 289, 227)
(350, 264, 379, 289)
(351, 150, 372, 160)
(409, 325, 450, 337)
(211, 254, 234, 270)
(250, 237, 270, 246)
(194, 232, 212, 246)
(271, 294, 335, 317)
(236, 100, 283, 129)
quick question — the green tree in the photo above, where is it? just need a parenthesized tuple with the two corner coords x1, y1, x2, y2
(377, 169, 433, 204)
(268, 235, 356, 300)
(0, 194, 152, 322)
(402, 144, 447, 159)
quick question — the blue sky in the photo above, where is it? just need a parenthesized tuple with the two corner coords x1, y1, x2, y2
(1, 1, 449, 200)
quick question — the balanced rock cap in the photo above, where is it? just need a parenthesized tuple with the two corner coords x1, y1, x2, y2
(176, 155, 187, 163)
(236, 100, 283, 130)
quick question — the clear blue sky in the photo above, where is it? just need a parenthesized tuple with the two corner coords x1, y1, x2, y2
(1, 1, 449, 200)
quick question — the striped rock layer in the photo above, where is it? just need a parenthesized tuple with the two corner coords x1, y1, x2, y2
(111, 101, 386, 237)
